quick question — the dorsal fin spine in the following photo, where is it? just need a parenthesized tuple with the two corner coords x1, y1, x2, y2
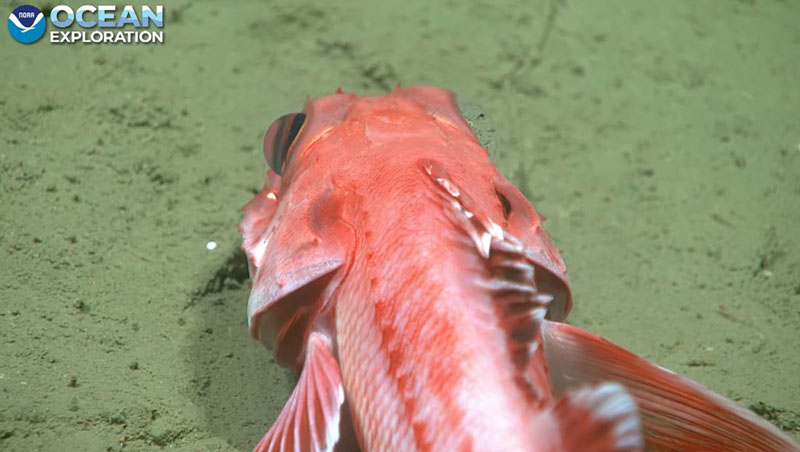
(420, 158, 552, 403)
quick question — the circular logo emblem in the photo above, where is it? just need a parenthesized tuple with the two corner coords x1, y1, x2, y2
(8, 5, 46, 44)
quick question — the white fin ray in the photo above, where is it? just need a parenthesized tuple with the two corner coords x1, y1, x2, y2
(420, 158, 552, 402)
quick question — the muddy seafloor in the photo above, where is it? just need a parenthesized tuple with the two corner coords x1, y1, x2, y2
(1, 1, 799, 450)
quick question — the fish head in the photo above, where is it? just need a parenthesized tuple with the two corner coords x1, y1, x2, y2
(239, 91, 366, 371)
(240, 86, 573, 371)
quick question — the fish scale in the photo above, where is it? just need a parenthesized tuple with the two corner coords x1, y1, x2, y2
(241, 85, 799, 452)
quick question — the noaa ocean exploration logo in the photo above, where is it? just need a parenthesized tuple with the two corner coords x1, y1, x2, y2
(8, 5, 46, 44)
(7, 4, 164, 44)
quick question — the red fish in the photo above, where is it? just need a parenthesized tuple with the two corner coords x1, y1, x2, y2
(239, 85, 799, 452)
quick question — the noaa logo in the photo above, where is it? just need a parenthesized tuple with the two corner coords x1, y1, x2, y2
(8, 5, 46, 44)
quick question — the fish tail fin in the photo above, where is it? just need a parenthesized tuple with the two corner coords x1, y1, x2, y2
(541, 320, 800, 451)
(543, 382, 643, 452)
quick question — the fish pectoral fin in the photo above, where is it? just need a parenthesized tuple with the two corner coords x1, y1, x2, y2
(541, 320, 800, 452)
(546, 382, 643, 452)
(254, 331, 357, 452)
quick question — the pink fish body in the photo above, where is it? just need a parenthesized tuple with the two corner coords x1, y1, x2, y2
(240, 86, 799, 452)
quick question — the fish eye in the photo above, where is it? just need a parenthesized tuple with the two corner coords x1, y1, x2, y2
(263, 112, 306, 175)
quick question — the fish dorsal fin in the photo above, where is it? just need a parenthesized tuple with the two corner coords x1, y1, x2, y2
(548, 382, 644, 452)
(493, 171, 572, 321)
(421, 159, 552, 401)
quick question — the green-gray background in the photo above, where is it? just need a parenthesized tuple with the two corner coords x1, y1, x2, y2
(2, 1, 798, 450)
